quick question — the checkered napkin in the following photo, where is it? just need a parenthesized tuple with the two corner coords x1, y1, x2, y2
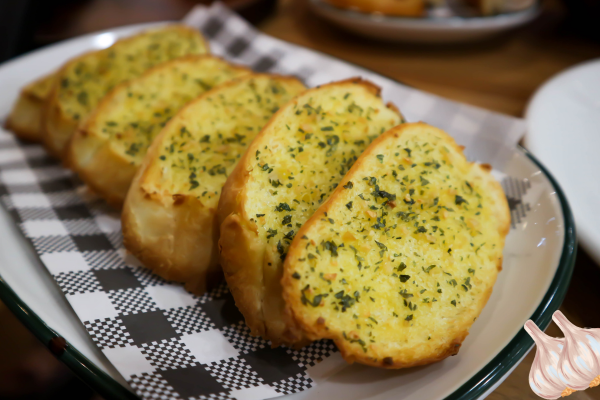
(0, 3, 531, 400)
(0, 142, 339, 400)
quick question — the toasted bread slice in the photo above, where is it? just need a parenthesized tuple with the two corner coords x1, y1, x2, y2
(217, 78, 403, 347)
(66, 55, 250, 208)
(281, 123, 510, 367)
(43, 25, 209, 158)
(5, 73, 56, 142)
(121, 74, 306, 294)
(324, 0, 424, 17)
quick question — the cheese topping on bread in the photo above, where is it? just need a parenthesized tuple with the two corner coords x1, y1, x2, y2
(68, 55, 249, 208)
(217, 78, 403, 346)
(121, 74, 305, 294)
(142, 75, 305, 205)
(282, 123, 510, 367)
(44, 25, 209, 157)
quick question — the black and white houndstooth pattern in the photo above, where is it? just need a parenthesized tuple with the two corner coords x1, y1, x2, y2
(130, 372, 179, 400)
(83, 250, 127, 270)
(84, 318, 135, 349)
(165, 305, 216, 335)
(0, 2, 530, 400)
(288, 340, 338, 368)
(132, 265, 170, 287)
(140, 338, 199, 370)
(30, 235, 77, 254)
(13, 207, 56, 221)
(204, 357, 264, 390)
(108, 287, 159, 315)
(197, 281, 230, 304)
(190, 393, 235, 400)
(221, 321, 269, 354)
(270, 373, 313, 395)
(55, 270, 102, 295)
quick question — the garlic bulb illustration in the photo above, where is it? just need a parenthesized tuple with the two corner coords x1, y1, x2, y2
(524, 320, 569, 399)
(553, 311, 600, 390)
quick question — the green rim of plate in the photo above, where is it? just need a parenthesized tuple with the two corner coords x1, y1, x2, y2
(0, 273, 139, 400)
(0, 145, 576, 400)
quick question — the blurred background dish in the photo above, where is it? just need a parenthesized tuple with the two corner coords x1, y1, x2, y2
(323, 0, 536, 16)
(525, 58, 600, 266)
(465, 0, 537, 15)
(309, 0, 540, 43)
(323, 0, 425, 17)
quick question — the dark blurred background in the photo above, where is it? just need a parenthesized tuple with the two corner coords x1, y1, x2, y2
(0, 0, 279, 63)
(1, 0, 599, 399)
(0, 0, 599, 64)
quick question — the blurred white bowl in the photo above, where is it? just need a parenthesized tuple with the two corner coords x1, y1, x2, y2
(309, 0, 540, 43)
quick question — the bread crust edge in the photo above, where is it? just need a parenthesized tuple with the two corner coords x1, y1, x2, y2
(5, 92, 45, 142)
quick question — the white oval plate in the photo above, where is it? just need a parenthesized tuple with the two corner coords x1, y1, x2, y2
(525, 58, 600, 265)
(0, 23, 575, 400)
(309, 0, 540, 43)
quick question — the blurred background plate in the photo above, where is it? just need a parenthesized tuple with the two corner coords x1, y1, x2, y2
(525, 58, 600, 265)
(309, 0, 540, 43)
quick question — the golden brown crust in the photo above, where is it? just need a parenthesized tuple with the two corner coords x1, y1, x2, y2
(65, 55, 249, 209)
(324, 0, 425, 17)
(122, 74, 305, 297)
(217, 77, 401, 347)
(216, 83, 310, 346)
(42, 83, 76, 158)
(64, 127, 137, 209)
(216, 86, 290, 346)
(42, 24, 209, 159)
(5, 95, 45, 142)
(281, 122, 510, 368)
(335, 331, 468, 369)
(122, 168, 223, 294)
(217, 147, 310, 348)
(122, 125, 224, 293)
(386, 102, 405, 122)
(5, 73, 56, 142)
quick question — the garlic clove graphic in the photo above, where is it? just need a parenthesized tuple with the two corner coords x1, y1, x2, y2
(524, 320, 570, 399)
(553, 311, 600, 391)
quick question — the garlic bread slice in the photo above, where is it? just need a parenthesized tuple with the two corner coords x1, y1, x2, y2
(218, 78, 403, 347)
(6, 73, 56, 142)
(122, 74, 305, 295)
(282, 123, 510, 368)
(67, 55, 250, 208)
(44, 25, 209, 158)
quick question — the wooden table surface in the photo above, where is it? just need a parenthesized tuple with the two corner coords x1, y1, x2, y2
(4, 0, 600, 398)
(263, 0, 600, 117)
